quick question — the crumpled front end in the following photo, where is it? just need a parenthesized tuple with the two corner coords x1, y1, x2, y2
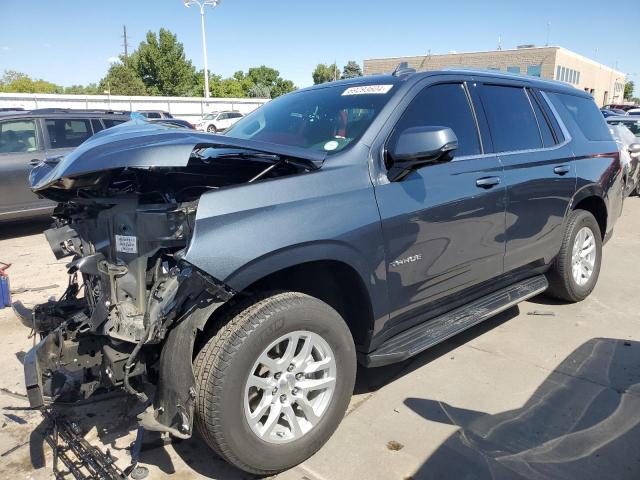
(20, 194, 233, 437)
(20, 124, 320, 437)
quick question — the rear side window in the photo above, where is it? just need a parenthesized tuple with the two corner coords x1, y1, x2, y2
(46, 118, 93, 148)
(0, 120, 38, 153)
(551, 93, 611, 141)
(391, 83, 481, 157)
(104, 119, 127, 128)
(480, 85, 542, 152)
(91, 119, 104, 133)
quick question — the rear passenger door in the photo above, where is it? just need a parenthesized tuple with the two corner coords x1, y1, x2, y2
(0, 118, 52, 217)
(43, 117, 95, 155)
(216, 113, 230, 130)
(479, 83, 576, 274)
(374, 80, 506, 333)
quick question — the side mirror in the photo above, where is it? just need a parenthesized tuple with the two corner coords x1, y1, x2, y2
(387, 126, 458, 181)
(628, 142, 640, 158)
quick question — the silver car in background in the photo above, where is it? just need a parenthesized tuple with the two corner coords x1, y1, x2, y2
(0, 109, 130, 222)
(607, 121, 640, 196)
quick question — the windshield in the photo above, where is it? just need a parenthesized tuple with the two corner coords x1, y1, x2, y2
(203, 113, 216, 120)
(225, 83, 396, 153)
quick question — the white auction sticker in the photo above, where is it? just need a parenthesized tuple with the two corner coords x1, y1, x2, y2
(115, 235, 138, 254)
(342, 84, 393, 96)
(324, 140, 339, 151)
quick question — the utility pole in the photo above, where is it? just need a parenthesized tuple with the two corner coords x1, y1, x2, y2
(122, 25, 130, 59)
(545, 22, 551, 46)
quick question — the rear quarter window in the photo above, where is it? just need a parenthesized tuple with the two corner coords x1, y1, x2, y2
(550, 93, 611, 141)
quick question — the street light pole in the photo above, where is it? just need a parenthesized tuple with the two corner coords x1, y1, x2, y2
(184, 0, 221, 99)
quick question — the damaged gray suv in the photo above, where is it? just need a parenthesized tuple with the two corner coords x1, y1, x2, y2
(20, 68, 622, 475)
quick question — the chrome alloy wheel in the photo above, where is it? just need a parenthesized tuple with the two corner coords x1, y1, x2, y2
(571, 226, 597, 286)
(243, 330, 337, 444)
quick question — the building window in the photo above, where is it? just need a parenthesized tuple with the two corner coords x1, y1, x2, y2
(576, 71, 580, 84)
(560, 66, 566, 82)
(556, 65, 561, 80)
(527, 65, 542, 77)
(507, 66, 521, 74)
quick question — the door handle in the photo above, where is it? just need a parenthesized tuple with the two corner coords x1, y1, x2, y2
(554, 165, 570, 175)
(476, 176, 501, 188)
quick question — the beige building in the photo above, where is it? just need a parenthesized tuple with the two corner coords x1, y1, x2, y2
(364, 46, 626, 107)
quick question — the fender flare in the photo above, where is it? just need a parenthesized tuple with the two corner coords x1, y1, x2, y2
(569, 183, 606, 211)
(222, 240, 375, 294)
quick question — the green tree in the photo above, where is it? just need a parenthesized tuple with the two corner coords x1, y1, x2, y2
(129, 29, 197, 96)
(210, 76, 246, 98)
(247, 66, 280, 88)
(624, 81, 634, 101)
(271, 78, 296, 98)
(312, 63, 338, 84)
(233, 70, 255, 96)
(0, 70, 62, 93)
(64, 83, 100, 95)
(99, 63, 147, 96)
(245, 66, 295, 98)
(247, 84, 271, 98)
(341, 61, 363, 79)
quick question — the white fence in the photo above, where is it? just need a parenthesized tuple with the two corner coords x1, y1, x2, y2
(0, 93, 269, 122)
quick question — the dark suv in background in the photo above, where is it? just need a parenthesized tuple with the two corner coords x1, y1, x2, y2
(0, 108, 129, 222)
(21, 69, 622, 475)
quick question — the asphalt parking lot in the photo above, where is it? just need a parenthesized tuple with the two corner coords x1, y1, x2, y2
(0, 198, 639, 480)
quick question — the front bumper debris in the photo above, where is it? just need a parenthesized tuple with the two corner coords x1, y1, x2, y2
(43, 410, 128, 480)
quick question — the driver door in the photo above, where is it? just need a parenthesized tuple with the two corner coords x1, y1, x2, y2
(373, 81, 506, 334)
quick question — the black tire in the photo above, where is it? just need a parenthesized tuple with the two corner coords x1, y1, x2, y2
(193, 292, 356, 475)
(207, 125, 217, 133)
(546, 209, 602, 302)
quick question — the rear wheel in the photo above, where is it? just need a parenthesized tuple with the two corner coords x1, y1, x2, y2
(194, 292, 356, 475)
(546, 209, 602, 302)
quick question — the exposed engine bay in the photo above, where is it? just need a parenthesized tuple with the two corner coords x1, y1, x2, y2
(20, 126, 322, 443)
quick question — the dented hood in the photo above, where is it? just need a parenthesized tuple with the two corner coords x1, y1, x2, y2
(30, 121, 326, 191)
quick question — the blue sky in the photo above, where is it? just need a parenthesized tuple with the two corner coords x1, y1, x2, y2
(0, 0, 638, 93)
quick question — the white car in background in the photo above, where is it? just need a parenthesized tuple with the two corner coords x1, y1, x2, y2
(196, 111, 244, 133)
(608, 122, 640, 196)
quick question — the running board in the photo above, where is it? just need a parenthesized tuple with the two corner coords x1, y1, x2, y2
(365, 275, 548, 367)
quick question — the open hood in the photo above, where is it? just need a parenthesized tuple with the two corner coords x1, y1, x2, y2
(30, 121, 327, 191)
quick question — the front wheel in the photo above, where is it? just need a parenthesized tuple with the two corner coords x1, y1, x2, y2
(207, 124, 217, 133)
(546, 209, 602, 302)
(194, 292, 356, 475)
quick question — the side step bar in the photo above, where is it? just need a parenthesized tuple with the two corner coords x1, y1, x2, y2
(365, 275, 548, 367)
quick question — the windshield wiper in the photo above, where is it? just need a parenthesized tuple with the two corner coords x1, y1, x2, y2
(215, 151, 281, 162)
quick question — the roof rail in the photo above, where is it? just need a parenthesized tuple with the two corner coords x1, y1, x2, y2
(392, 62, 416, 77)
(29, 108, 131, 115)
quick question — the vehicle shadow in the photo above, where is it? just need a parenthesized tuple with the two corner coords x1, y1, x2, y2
(354, 305, 521, 395)
(404, 337, 640, 479)
(0, 218, 51, 240)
